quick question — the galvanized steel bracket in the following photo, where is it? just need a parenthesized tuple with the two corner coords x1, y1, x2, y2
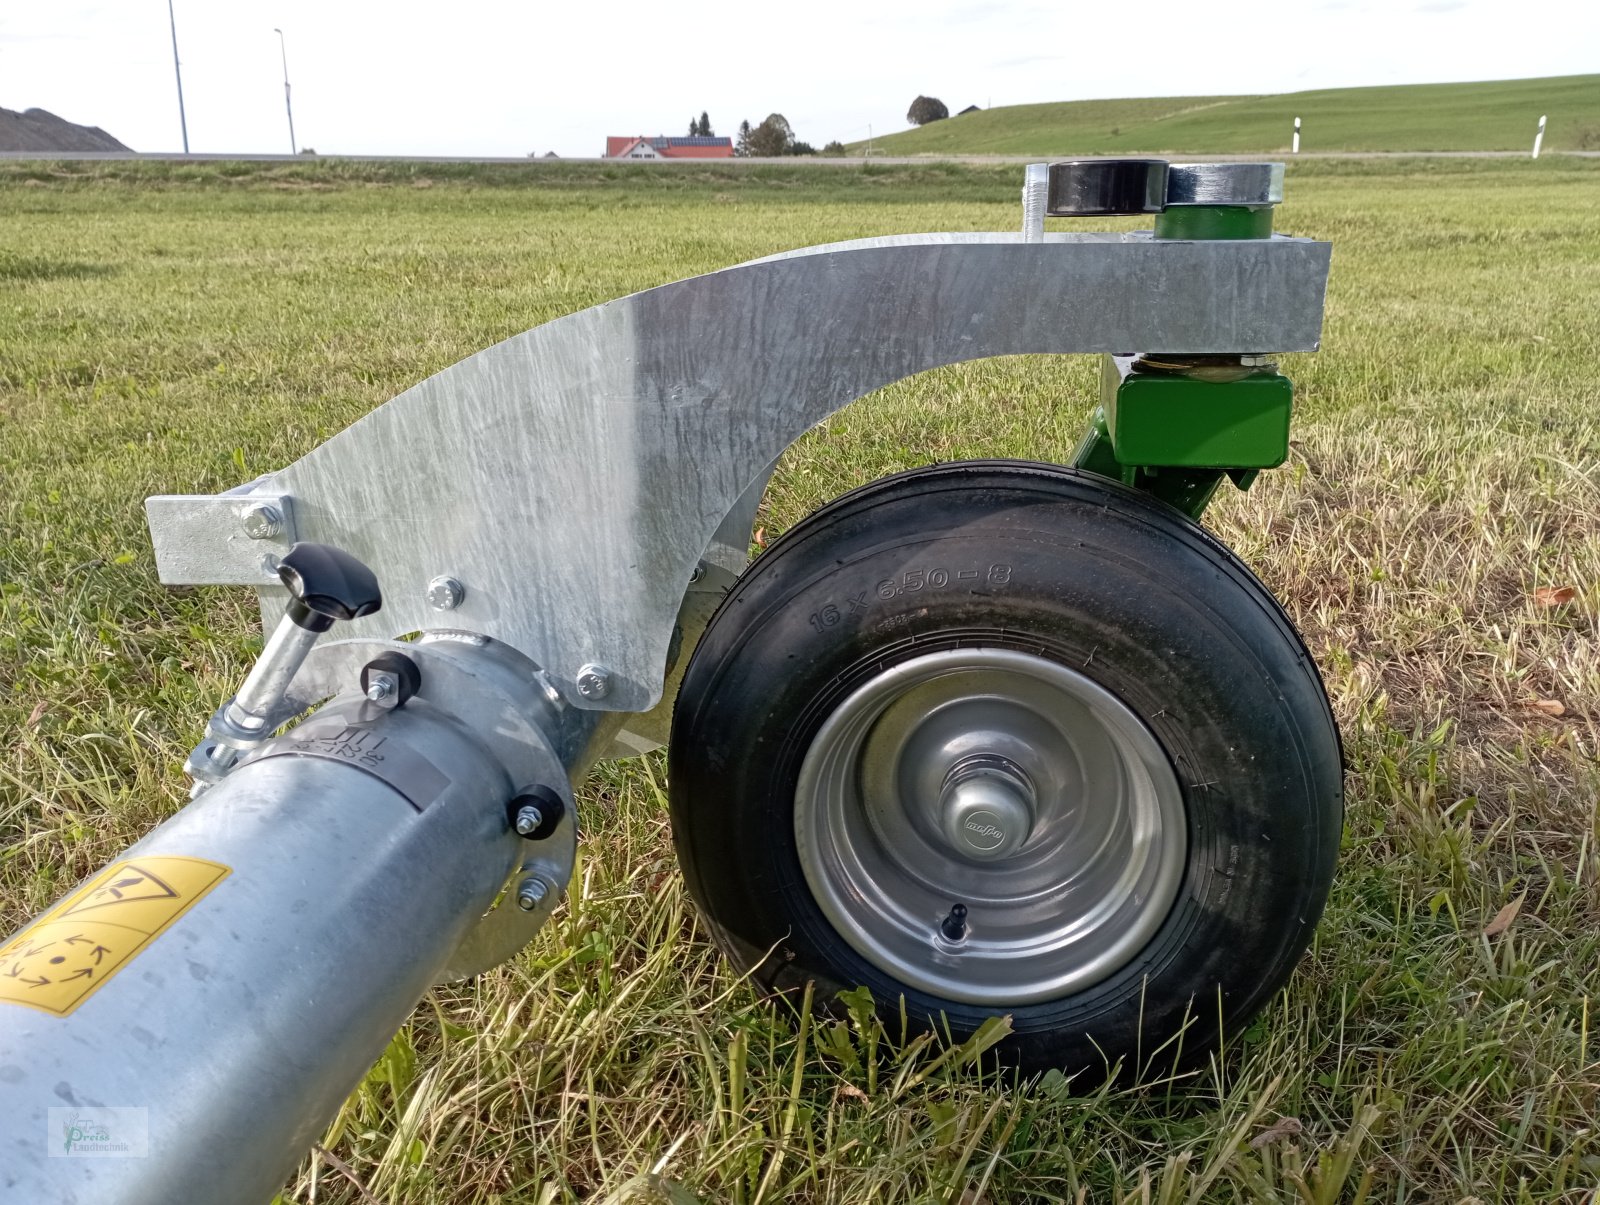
(145, 230, 1331, 713)
(147, 487, 296, 585)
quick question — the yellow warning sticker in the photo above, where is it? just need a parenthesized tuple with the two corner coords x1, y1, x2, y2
(0, 856, 230, 1017)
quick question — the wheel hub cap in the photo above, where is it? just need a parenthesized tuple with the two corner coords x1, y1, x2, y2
(940, 757, 1035, 860)
(794, 647, 1187, 1006)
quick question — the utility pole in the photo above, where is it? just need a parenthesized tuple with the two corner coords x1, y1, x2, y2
(274, 28, 297, 154)
(167, 0, 189, 153)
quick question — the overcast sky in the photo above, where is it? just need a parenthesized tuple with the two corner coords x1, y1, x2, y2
(2, 1, 1594, 157)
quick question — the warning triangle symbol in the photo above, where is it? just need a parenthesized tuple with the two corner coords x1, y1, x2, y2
(63, 863, 181, 915)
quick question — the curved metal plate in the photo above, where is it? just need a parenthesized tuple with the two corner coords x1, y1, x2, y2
(156, 230, 1330, 712)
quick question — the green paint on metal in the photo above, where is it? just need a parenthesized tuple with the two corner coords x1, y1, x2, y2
(1131, 467, 1226, 519)
(1153, 205, 1274, 241)
(1069, 186, 1293, 522)
(1070, 408, 1135, 487)
(1069, 408, 1231, 521)
(1100, 356, 1293, 470)
(1069, 411, 1228, 521)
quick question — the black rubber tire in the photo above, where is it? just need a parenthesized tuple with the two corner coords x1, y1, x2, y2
(668, 461, 1342, 1078)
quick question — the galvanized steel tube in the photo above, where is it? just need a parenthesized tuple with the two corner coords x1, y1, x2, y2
(0, 697, 526, 1204)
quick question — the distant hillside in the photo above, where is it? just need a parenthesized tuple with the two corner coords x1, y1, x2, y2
(0, 107, 129, 153)
(851, 75, 1600, 156)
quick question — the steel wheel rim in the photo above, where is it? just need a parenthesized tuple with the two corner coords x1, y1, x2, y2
(794, 647, 1186, 1006)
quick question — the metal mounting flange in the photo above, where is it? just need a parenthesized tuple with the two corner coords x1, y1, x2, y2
(1165, 162, 1284, 207)
(1045, 159, 1169, 216)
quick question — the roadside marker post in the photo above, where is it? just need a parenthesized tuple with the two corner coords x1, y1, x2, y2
(1293, 116, 1301, 154)
(1532, 114, 1546, 159)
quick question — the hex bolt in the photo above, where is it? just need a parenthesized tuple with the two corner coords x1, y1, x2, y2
(575, 663, 611, 700)
(513, 804, 544, 837)
(515, 876, 549, 911)
(426, 576, 465, 611)
(940, 903, 969, 942)
(365, 671, 399, 707)
(241, 502, 284, 540)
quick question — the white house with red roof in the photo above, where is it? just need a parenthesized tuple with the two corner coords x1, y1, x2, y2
(604, 135, 734, 159)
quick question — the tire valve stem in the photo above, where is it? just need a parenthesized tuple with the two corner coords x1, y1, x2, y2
(940, 903, 969, 943)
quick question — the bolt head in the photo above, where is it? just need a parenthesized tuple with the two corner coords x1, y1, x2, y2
(426, 576, 465, 611)
(515, 876, 548, 911)
(514, 804, 544, 836)
(575, 664, 611, 700)
(241, 503, 284, 540)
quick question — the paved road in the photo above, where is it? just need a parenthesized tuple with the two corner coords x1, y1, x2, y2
(3, 150, 1597, 164)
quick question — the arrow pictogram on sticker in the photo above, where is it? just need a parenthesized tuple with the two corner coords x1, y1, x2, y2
(0, 855, 232, 1017)
(61, 864, 180, 915)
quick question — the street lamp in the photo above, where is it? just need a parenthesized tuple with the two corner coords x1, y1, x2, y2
(273, 28, 297, 155)
(167, 0, 189, 153)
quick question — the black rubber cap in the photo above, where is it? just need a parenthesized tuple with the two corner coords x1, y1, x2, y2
(278, 543, 382, 631)
(507, 786, 566, 841)
(1046, 159, 1169, 216)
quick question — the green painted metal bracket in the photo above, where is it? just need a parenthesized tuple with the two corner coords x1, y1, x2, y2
(1069, 200, 1294, 522)
(1101, 355, 1293, 469)
(1070, 410, 1251, 519)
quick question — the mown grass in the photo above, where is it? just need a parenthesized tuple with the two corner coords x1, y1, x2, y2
(2, 157, 1598, 1203)
(848, 74, 1600, 157)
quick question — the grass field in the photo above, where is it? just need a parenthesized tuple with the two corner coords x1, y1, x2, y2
(2, 156, 1599, 1203)
(847, 74, 1600, 157)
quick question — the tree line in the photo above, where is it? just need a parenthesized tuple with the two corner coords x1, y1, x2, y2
(689, 111, 843, 156)
(682, 97, 953, 158)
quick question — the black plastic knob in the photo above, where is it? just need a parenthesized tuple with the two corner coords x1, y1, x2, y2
(277, 543, 382, 632)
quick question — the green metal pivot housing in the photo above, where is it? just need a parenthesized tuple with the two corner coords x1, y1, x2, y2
(1100, 355, 1292, 469)
(1051, 161, 1300, 521)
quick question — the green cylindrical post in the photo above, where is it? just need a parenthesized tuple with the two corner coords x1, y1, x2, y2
(1153, 205, 1274, 240)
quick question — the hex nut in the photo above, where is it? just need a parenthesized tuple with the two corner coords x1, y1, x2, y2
(426, 576, 465, 611)
(365, 672, 399, 707)
(515, 876, 549, 911)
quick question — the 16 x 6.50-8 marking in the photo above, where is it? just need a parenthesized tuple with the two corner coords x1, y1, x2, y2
(808, 562, 1013, 632)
